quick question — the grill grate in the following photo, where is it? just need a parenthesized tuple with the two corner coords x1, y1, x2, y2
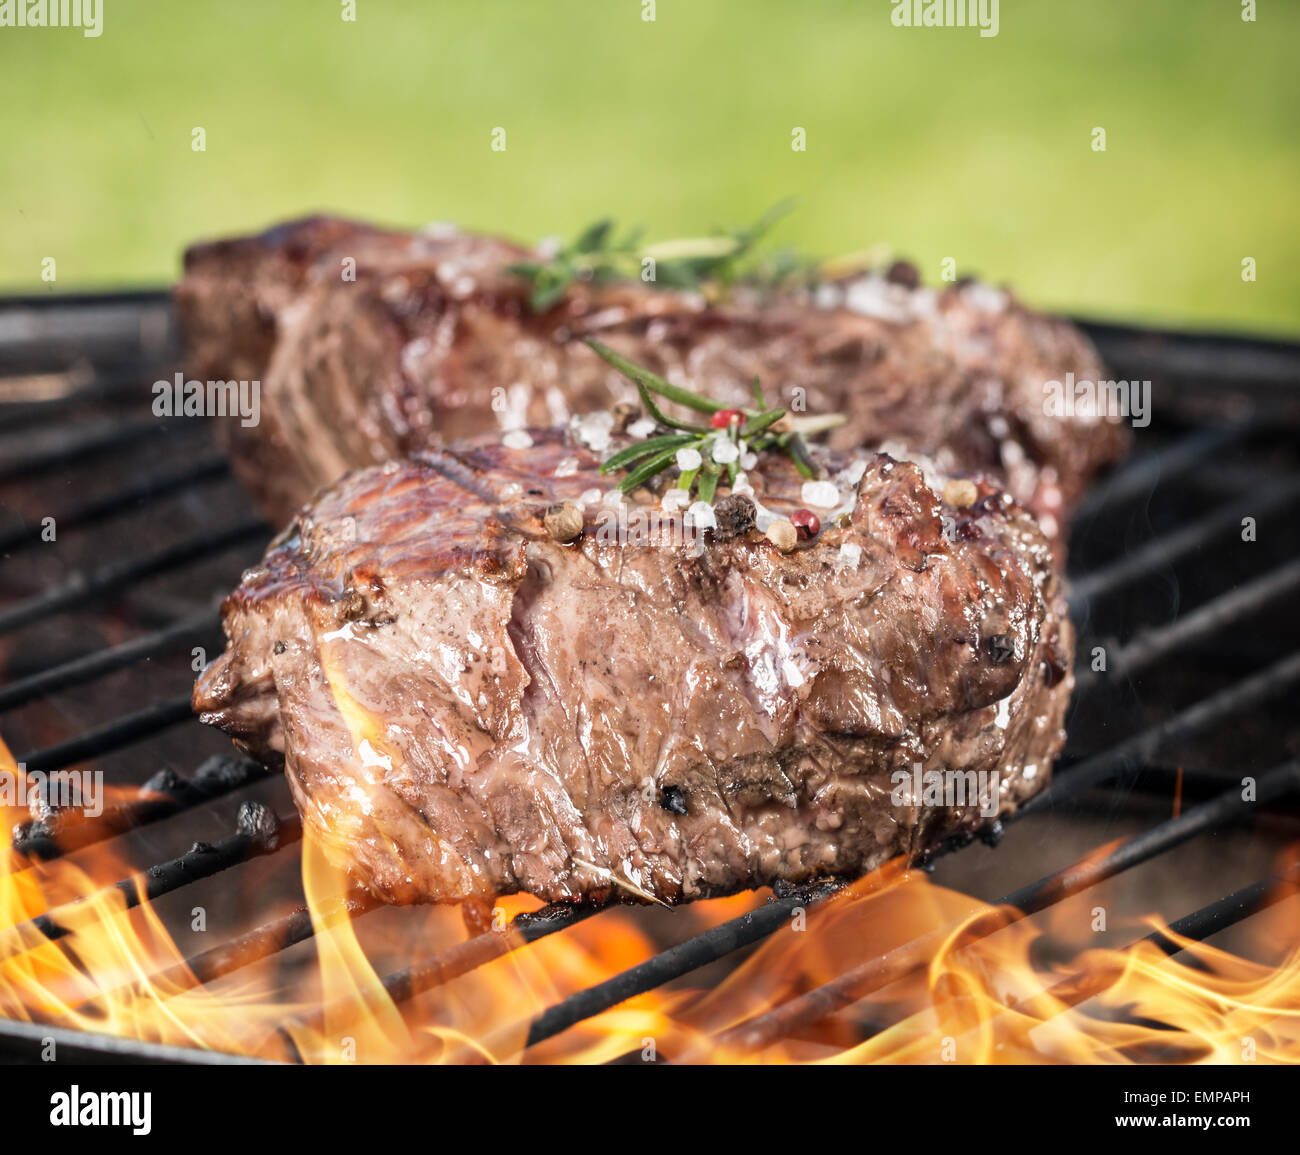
(1, 292, 1298, 1063)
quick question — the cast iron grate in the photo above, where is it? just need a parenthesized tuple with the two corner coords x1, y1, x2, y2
(0, 292, 1297, 1063)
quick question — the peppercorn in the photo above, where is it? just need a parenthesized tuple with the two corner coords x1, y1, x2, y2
(710, 408, 746, 429)
(766, 518, 798, 553)
(885, 259, 921, 290)
(543, 501, 584, 542)
(612, 401, 641, 431)
(660, 785, 688, 815)
(790, 508, 820, 541)
(942, 478, 979, 508)
(712, 494, 756, 540)
(986, 634, 1014, 665)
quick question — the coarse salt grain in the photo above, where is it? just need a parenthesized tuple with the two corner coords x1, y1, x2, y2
(502, 430, 533, 450)
(837, 542, 862, 569)
(573, 411, 615, 452)
(661, 487, 691, 512)
(963, 282, 1008, 314)
(740, 450, 758, 470)
(909, 287, 938, 318)
(628, 417, 658, 439)
(555, 456, 581, 477)
(686, 501, 717, 529)
(676, 447, 703, 472)
(845, 276, 910, 323)
(814, 284, 844, 310)
(801, 480, 840, 508)
(711, 438, 740, 465)
(579, 488, 602, 507)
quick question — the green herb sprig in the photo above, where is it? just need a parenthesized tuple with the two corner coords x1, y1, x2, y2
(509, 201, 797, 312)
(586, 340, 844, 498)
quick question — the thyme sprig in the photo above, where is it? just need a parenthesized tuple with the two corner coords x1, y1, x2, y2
(509, 201, 797, 312)
(586, 339, 844, 497)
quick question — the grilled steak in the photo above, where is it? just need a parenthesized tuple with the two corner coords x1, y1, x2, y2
(193, 431, 1071, 906)
(176, 216, 1127, 534)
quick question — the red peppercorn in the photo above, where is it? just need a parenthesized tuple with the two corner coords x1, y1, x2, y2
(710, 408, 746, 429)
(791, 508, 820, 541)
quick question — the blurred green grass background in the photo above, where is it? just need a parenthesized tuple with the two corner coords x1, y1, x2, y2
(1, 0, 1296, 333)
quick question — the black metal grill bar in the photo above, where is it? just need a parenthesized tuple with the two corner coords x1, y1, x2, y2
(6, 753, 269, 871)
(0, 362, 92, 399)
(709, 760, 1299, 1055)
(1068, 474, 1300, 609)
(0, 1015, 271, 1066)
(860, 866, 1300, 1058)
(0, 805, 301, 957)
(1003, 760, 1299, 912)
(372, 901, 604, 1007)
(915, 866, 1300, 1057)
(66, 890, 383, 1025)
(0, 420, 200, 484)
(1078, 319, 1300, 392)
(1074, 559, 1300, 691)
(1156, 865, 1299, 949)
(17, 695, 196, 775)
(1070, 422, 1250, 523)
(0, 609, 220, 714)
(0, 516, 266, 637)
(276, 900, 608, 1053)
(0, 384, 148, 433)
(1026, 649, 1300, 814)
(177, 893, 377, 990)
(518, 880, 846, 1050)
(0, 457, 230, 555)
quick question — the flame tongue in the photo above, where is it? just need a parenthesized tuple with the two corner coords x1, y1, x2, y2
(4, 726, 1300, 1063)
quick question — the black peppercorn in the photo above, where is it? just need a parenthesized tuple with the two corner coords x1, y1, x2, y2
(986, 634, 1014, 665)
(660, 785, 688, 815)
(885, 259, 920, 290)
(712, 494, 756, 540)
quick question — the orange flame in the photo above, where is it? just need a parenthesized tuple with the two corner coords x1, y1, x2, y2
(3, 729, 1299, 1064)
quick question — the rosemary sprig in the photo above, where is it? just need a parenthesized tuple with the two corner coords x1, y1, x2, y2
(586, 340, 842, 496)
(509, 201, 796, 312)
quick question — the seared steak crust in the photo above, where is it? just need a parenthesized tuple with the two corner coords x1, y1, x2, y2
(194, 432, 1072, 906)
(176, 216, 1127, 532)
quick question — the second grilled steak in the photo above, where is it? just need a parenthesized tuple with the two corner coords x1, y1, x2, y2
(176, 215, 1128, 533)
(193, 432, 1071, 906)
